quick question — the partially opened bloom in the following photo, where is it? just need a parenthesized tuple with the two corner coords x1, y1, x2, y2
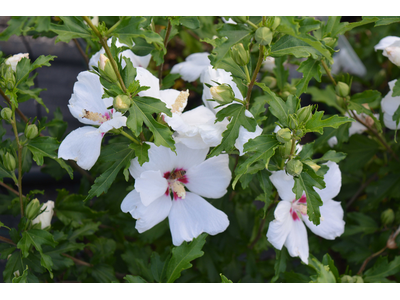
(5, 53, 29, 72)
(381, 79, 400, 130)
(121, 142, 231, 246)
(261, 56, 276, 73)
(58, 71, 127, 170)
(89, 38, 151, 70)
(266, 161, 345, 264)
(32, 200, 55, 229)
(170, 52, 211, 82)
(375, 36, 400, 67)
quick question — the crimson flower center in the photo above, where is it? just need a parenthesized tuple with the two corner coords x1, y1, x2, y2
(290, 195, 307, 221)
(163, 168, 188, 200)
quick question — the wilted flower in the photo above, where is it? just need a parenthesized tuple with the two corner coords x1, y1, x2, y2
(5, 53, 29, 72)
(121, 142, 231, 246)
(375, 36, 400, 67)
(32, 200, 55, 229)
(380, 79, 400, 130)
(58, 71, 127, 170)
(266, 161, 345, 264)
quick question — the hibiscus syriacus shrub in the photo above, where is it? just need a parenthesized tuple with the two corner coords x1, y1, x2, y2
(1, 16, 400, 283)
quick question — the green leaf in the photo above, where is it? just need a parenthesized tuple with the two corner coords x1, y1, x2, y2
(85, 145, 135, 201)
(50, 16, 92, 43)
(271, 35, 322, 61)
(3, 251, 24, 283)
(271, 248, 288, 283)
(68, 222, 100, 242)
(165, 233, 207, 283)
(322, 254, 340, 282)
(276, 16, 299, 36)
(256, 169, 275, 217)
(220, 273, 233, 283)
(273, 56, 289, 92)
(299, 17, 321, 34)
(12, 265, 29, 283)
(306, 85, 345, 113)
(393, 79, 400, 97)
(180, 17, 200, 29)
(293, 164, 325, 225)
(348, 101, 382, 133)
(27, 136, 73, 179)
(295, 57, 322, 96)
(129, 142, 150, 166)
(128, 96, 175, 151)
(234, 135, 280, 189)
(343, 212, 378, 236)
(305, 111, 353, 134)
(150, 252, 169, 283)
(0, 17, 29, 41)
(351, 90, 382, 104)
(110, 17, 147, 46)
(364, 256, 400, 283)
(308, 254, 336, 283)
(90, 237, 117, 264)
(209, 103, 256, 157)
(364, 16, 400, 27)
(314, 150, 347, 163)
(91, 263, 118, 283)
(161, 73, 181, 90)
(124, 275, 147, 283)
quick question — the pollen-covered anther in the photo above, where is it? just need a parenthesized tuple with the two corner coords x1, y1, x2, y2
(293, 202, 307, 215)
(171, 90, 189, 114)
(171, 181, 186, 199)
(82, 109, 109, 123)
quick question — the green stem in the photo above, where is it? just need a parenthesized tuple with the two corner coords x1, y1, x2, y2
(246, 20, 259, 30)
(244, 65, 251, 84)
(10, 107, 24, 218)
(82, 16, 127, 93)
(289, 137, 297, 160)
(0, 88, 29, 124)
(321, 59, 337, 86)
(245, 45, 265, 109)
(158, 19, 172, 87)
(119, 129, 140, 144)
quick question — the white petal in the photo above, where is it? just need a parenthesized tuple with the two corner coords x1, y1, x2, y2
(68, 71, 112, 126)
(266, 201, 292, 250)
(374, 36, 400, 51)
(98, 114, 127, 133)
(58, 126, 103, 170)
(381, 80, 400, 115)
(185, 154, 231, 199)
(159, 89, 181, 110)
(168, 192, 229, 246)
(129, 143, 177, 179)
(261, 56, 275, 72)
(135, 170, 169, 206)
(328, 136, 338, 147)
(170, 52, 211, 82)
(235, 124, 263, 156)
(383, 112, 400, 130)
(315, 161, 341, 200)
(173, 142, 209, 170)
(385, 44, 400, 67)
(303, 199, 345, 240)
(269, 170, 296, 202)
(136, 67, 161, 99)
(285, 219, 309, 264)
(121, 190, 172, 233)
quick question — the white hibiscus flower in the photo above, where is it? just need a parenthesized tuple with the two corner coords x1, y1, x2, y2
(375, 36, 400, 67)
(381, 79, 400, 130)
(266, 161, 345, 264)
(32, 200, 55, 229)
(58, 71, 127, 170)
(5, 53, 29, 72)
(121, 142, 231, 246)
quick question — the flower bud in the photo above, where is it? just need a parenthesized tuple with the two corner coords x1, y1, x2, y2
(278, 141, 292, 159)
(24, 124, 38, 140)
(352, 276, 364, 283)
(5, 53, 29, 72)
(1, 107, 12, 123)
(255, 27, 273, 46)
(297, 105, 313, 124)
(276, 128, 292, 144)
(288, 114, 298, 130)
(381, 208, 395, 225)
(113, 95, 131, 113)
(384, 46, 400, 67)
(281, 91, 291, 99)
(335, 82, 350, 97)
(32, 200, 55, 229)
(322, 37, 336, 48)
(25, 198, 41, 220)
(230, 43, 250, 66)
(3, 152, 16, 171)
(4, 72, 16, 90)
(272, 17, 281, 30)
(210, 84, 235, 105)
(286, 159, 303, 177)
(340, 275, 354, 283)
(231, 16, 248, 24)
(261, 76, 277, 89)
(98, 54, 118, 82)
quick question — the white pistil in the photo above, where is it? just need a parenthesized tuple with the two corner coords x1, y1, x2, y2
(82, 109, 109, 123)
(171, 181, 186, 199)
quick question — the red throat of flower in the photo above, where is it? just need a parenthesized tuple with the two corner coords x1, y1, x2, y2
(163, 168, 188, 200)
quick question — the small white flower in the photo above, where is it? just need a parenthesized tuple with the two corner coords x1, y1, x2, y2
(121, 142, 231, 246)
(89, 38, 151, 70)
(170, 52, 211, 82)
(261, 56, 276, 73)
(380, 79, 400, 130)
(266, 161, 345, 264)
(32, 200, 55, 229)
(58, 71, 127, 170)
(375, 36, 400, 67)
(5, 53, 29, 72)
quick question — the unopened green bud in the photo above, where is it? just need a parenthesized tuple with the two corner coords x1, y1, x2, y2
(255, 27, 273, 46)
(5, 72, 15, 90)
(335, 82, 350, 97)
(272, 17, 281, 30)
(3, 152, 16, 171)
(231, 16, 248, 24)
(340, 275, 354, 283)
(322, 37, 336, 48)
(278, 141, 292, 159)
(261, 76, 277, 89)
(352, 276, 364, 283)
(210, 84, 235, 105)
(288, 114, 298, 130)
(297, 105, 313, 124)
(230, 43, 250, 66)
(113, 95, 131, 113)
(26, 198, 41, 220)
(276, 128, 292, 143)
(1, 107, 12, 122)
(381, 208, 395, 225)
(286, 159, 303, 177)
(281, 91, 291, 99)
(24, 124, 38, 140)
(99, 54, 118, 82)
(295, 129, 303, 138)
